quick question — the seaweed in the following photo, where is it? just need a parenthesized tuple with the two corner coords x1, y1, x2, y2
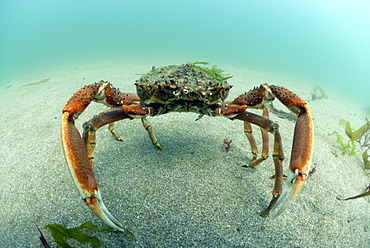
(345, 120, 370, 142)
(328, 130, 357, 156)
(344, 119, 370, 169)
(186, 61, 233, 81)
(223, 138, 233, 152)
(44, 222, 106, 248)
(335, 120, 370, 201)
(310, 85, 328, 101)
(44, 221, 134, 248)
(330, 119, 370, 166)
(329, 119, 370, 201)
(337, 184, 370, 201)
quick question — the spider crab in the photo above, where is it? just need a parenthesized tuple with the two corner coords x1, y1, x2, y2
(61, 62, 313, 232)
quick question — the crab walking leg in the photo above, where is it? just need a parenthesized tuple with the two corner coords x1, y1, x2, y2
(260, 126, 284, 216)
(246, 106, 270, 167)
(61, 112, 129, 232)
(259, 107, 270, 164)
(233, 111, 284, 216)
(82, 108, 133, 169)
(243, 122, 258, 162)
(108, 123, 123, 141)
(141, 117, 163, 149)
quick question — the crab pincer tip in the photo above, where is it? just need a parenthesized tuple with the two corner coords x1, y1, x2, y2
(270, 170, 307, 217)
(85, 189, 131, 234)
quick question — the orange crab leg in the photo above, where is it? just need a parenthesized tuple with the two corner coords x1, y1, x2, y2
(61, 82, 136, 232)
(231, 111, 285, 216)
(62, 111, 129, 232)
(268, 85, 314, 216)
(219, 84, 313, 216)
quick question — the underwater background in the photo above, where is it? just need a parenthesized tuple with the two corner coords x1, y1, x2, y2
(1, 1, 370, 247)
(1, 0, 369, 106)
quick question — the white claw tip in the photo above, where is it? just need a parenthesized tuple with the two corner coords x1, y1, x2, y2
(270, 170, 299, 217)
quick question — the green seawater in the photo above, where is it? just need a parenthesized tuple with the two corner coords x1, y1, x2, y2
(0, 0, 369, 106)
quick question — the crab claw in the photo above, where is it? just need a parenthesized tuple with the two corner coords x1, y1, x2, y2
(272, 169, 308, 216)
(270, 105, 313, 217)
(61, 112, 128, 233)
(83, 189, 128, 232)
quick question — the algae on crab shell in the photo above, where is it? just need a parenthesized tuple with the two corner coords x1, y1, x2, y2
(186, 61, 233, 82)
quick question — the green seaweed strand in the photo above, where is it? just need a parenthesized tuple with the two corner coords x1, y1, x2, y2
(328, 131, 356, 156)
(187, 61, 233, 81)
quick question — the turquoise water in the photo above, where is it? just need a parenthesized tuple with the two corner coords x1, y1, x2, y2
(1, 0, 369, 105)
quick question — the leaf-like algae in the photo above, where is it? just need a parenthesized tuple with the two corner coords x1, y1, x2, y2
(44, 222, 103, 248)
(44, 221, 135, 248)
(328, 131, 356, 156)
(336, 119, 370, 200)
(344, 120, 370, 168)
(345, 120, 370, 141)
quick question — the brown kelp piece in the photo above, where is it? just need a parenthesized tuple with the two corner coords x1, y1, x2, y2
(344, 120, 370, 168)
(345, 120, 370, 141)
(337, 190, 370, 201)
(338, 120, 370, 200)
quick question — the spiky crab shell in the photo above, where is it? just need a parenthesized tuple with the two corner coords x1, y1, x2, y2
(135, 64, 232, 115)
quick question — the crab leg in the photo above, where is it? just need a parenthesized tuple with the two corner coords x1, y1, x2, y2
(82, 108, 132, 169)
(243, 121, 258, 162)
(243, 106, 270, 167)
(108, 122, 123, 141)
(232, 111, 285, 216)
(61, 82, 136, 232)
(141, 117, 163, 149)
(268, 85, 314, 216)
(62, 111, 130, 232)
(221, 84, 313, 216)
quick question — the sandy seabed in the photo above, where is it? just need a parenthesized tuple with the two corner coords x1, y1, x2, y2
(0, 60, 369, 247)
